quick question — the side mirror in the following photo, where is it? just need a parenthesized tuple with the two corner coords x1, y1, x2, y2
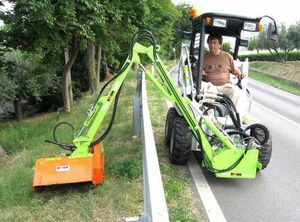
(267, 22, 278, 41)
(182, 31, 192, 40)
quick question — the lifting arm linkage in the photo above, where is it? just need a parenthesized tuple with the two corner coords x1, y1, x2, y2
(70, 36, 236, 163)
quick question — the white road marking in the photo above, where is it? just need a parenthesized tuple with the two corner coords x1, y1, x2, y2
(188, 156, 227, 222)
(253, 101, 300, 128)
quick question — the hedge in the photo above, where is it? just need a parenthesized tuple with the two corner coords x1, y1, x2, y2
(238, 51, 300, 62)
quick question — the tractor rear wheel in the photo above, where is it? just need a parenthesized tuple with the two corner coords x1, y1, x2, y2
(169, 116, 192, 165)
(165, 107, 179, 146)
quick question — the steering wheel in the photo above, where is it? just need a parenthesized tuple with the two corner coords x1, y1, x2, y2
(236, 79, 243, 89)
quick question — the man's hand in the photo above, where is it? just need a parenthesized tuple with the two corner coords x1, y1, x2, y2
(234, 68, 245, 80)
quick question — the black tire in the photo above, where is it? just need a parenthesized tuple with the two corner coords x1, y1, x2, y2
(249, 124, 272, 170)
(257, 134, 272, 170)
(165, 107, 179, 146)
(169, 116, 193, 165)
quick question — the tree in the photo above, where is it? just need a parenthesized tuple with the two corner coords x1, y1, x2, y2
(2, 49, 59, 119)
(2, 0, 182, 115)
(277, 23, 295, 62)
(255, 23, 299, 62)
(0, 70, 16, 111)
(3, 0, 105, 113)
(95, 0, 180, 76)
(171, 3, 192, 59)
(248, 38, 259, 53)
(287, 21, 300, 50)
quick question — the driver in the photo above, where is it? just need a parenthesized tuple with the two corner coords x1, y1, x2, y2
(193, 33, 245, 98)
(203, 33, 244, 85)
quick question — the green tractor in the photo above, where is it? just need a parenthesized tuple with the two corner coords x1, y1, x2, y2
(165, 12, 277, 177)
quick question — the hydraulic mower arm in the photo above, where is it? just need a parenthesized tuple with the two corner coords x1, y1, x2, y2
(33, 31, 262, 189)
(71, 34, 220, 161)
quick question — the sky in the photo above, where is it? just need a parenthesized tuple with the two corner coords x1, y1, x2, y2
(1, 1, 299, 26)
(172, 0, 300, 25)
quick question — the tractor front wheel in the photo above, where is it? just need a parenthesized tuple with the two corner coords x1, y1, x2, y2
(165, 107, 179, 146)
(258, 134, 272, 169)
(248, 124, 272, 169)
(169, 116, 192, 165)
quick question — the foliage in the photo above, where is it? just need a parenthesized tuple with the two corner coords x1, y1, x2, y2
(247, 21, 300, 62)
(238, 51, 300, 62)
(248, 38, 258, 52)
(287, 21, 300, 50)
(221, 42, 232, 53)
(0, 0, 107, 113)
(1, 49, 60, 106)
(0, 70, 16, 110)
(109, 159, 141, 180)
(99, 0, 180, 67)
(171, 3, 192, 59)
(249, 70, 300, 96)
(1, 0, 189, 116)
(3, 0, 105, 52)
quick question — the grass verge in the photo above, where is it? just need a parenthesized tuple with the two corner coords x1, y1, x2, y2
(0, 69, 202, 221)
(249, 70, 300, 96)
(146, 78, 202, 222)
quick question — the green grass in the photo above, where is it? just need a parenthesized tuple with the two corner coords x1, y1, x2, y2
(0, 69, 202, 221)
(249, 70, 300, 96)
(249, 61, 300, 82)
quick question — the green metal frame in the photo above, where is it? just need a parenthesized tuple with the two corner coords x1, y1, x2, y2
(69, 41, 261, 179)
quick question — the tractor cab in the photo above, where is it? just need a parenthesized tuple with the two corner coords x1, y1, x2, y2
(188, 12, 277, 94)
(177, 12, 277, 121)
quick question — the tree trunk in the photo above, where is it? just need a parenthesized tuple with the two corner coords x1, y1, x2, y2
(0, 144, 7, 157)
(63, 38, 82, 113)
(131, 63, 137, 71)
(14, 99, 22, 120)
(64, 50, 73, 105)
(95, 45, 102, 88)
(285, 49, 288, 62)
(273, 48, 284, 63)
(268, 48, 283, 63)
(88, 41, 96, 94)
(103, 51, 109, 80)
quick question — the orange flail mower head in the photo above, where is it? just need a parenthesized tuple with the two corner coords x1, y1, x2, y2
(32, 143, 104, 190)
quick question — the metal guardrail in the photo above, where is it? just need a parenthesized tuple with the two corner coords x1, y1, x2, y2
(124, 69, 169, 222)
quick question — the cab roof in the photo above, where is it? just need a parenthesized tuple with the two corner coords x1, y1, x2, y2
(192, 12, 261, 37)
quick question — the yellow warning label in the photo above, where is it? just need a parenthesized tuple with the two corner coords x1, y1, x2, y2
(45, 157, 62, 161)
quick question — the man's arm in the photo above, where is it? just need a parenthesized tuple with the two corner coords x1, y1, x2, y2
(228, 54, 245, 80)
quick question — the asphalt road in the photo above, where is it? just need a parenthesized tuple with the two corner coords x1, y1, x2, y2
(200, 79, 300, 222)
